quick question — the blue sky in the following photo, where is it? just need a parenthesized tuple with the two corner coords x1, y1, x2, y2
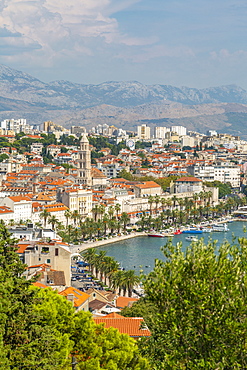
(0, 0, 247, 89)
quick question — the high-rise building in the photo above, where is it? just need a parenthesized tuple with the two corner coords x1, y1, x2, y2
(77, 133, 92, 186)
(0, 119, 33, 134)
(137, 124, 150, 140)
(155, 126, 170, 139)
(171, 126, 187, 136)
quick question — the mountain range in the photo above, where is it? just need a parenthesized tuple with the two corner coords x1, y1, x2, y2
(1, 64, 247, 137)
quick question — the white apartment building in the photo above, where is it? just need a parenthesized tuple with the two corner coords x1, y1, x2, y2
(0, 196, 32, 222)
(97, 162, 127, 178)
(181, 135, 195, 147)
(155, 126, 170, 139)
(171, 126, 187, 136)
(188, 165, 241, 188)
(137, 124, 151, 140)
(0, 119, 33, 134)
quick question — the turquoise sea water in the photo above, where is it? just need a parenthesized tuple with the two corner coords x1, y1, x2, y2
(98, 222, 247, 274)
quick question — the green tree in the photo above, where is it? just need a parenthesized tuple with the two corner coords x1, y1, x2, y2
(141, 238, 247, 369)
(71, 311, 149, 370)
(0, 225, 72, 369)
(40, 209, 51, 228)
(48, 215, 59, 230)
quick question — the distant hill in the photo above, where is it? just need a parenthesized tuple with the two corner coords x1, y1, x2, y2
(1, 64, 247, 136)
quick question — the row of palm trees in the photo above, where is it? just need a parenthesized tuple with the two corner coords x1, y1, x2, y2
(49, 207, 131, 244)
(147, 191, 214, 215)
(82, 248, 140, 297)
(138, 195, 247, 231)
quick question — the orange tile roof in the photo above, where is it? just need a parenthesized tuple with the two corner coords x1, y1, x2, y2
(116, 296, 139, 308)
(94, 316, 151, 337)
(134, 181, 161, 189)
(176, 176, 202, 182)
(59, 287, 90, 308)
(8, 195, 32, 202)
(16, 244, 29, 253)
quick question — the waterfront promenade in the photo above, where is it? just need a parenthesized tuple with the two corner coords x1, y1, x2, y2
(71, 231, 146, 254)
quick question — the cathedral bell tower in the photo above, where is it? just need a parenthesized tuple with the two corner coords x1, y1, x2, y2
(77, 133, 92, 186)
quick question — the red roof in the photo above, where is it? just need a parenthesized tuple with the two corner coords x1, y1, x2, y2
(175, 176, 202, 182)
(94, 316, 151, 337)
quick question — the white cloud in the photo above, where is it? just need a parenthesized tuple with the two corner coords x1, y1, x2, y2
(0, 0, 148, 64)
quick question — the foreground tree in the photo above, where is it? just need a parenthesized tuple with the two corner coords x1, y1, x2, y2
(141, 237, 247, 369)
(0, 224, 149, 369)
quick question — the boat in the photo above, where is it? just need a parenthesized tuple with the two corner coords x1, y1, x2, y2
(182, 229, 203, 234)
(200, 227, 212, 233)
(212, 223, 229, 232)
(185, 236, 198, 242)
(147, 233, 165, 238)
(174, 229, 182, 235)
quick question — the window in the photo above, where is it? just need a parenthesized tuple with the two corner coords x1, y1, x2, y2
(47, 259, 51, 263)
(55, 248, 59, 256)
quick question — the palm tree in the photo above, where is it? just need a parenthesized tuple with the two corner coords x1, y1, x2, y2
(8, 219, 15, 227)
(94, 251, 107, 280)
(40, 209, 51, 228)
(98, 204, 106, 220)
(160, 198, 167, 212)
(108, 206, 115, 220)
(108, 218, 117, 234)
(48, 215, 59, 230)
(177, 198, 184, 211)
(92, 205, 100, 222)
(120, 212, 130, 233)
(137, 213, 147, 231)
(115, 203, 121, 219)
(102, 214, 109, 236)
(83, 248, 98, 274)
(154, 195, 160, 214)
(71, 210, 80, 226)
(148, 195, 154, 216)
(64, 210, 71, 227)
(171, 195, 177, 209)
(192, 193, 199, 208)
(66, 224, 74, 244)
(111, 270, 125, 295)
(122, 270, 140, 297)
(103, 258, 119, 286)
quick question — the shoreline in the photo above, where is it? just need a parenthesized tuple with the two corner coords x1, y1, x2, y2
(71, 218, 241, 254)
(71, 232, 146, 254)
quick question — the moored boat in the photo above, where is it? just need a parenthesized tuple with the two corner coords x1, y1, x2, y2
(212, 223, 229, 232)
(147, 233, 165, 238)
(174, 229, 182, 235)
(201, 227, 212, 233)
(185, 236, 198, 242)
(182, 229, 203, 234)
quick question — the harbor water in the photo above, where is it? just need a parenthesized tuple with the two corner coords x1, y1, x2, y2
(98, 221, 247, 274)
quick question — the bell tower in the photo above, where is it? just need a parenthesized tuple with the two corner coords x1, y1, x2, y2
(77, 133, 92, 186)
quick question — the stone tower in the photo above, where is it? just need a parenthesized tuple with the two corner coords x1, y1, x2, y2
(77, 133, 92, 186)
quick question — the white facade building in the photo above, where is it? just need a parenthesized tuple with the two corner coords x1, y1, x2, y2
(0, 119, 33, 134)
(155, 126, 170, 139)
(188, 165, 241, 188)
(137, 124, 151, 140)
(171, 126, 187, 136)
(0, 196, 32, 222)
